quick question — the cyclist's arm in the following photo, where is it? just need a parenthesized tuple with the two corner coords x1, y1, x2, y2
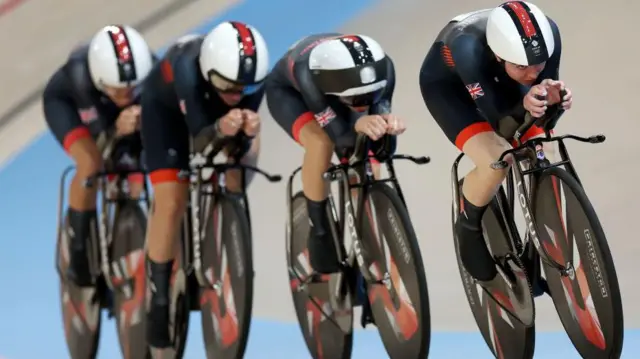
(369, 56, 397, 154)
(172, 58, 213, 137)
(369, 56, 395, 116)
(450, 35, 510, 130)
(294, 63, 350, 142)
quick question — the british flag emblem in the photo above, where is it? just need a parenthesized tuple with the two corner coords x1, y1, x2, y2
(78, 107, 98, 124)
(314, 107, 336, 127)
(466, 83, 484, 100)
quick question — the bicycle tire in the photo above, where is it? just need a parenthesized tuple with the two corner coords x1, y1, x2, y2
(286, 191, 354, 359)
(533, 166, 623, 358)
(199, 193, 254, 359)
(361, 183, 431, 359)
(110, 200, 151, 359)
(56, 215, 102, 359)
(452, 184, 535, 359)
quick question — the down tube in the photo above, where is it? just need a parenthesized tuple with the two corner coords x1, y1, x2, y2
(513, 167, 544, 256)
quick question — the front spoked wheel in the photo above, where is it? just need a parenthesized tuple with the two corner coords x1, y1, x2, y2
(56, 215, 102, 359)
(110, 200, 150, 359)
(286, 191, 353, 359)
(199, 193, 254, 359)
(360, 183, 431, 358)
(452, 184, 535, 359)
(534, 166, 623, 358)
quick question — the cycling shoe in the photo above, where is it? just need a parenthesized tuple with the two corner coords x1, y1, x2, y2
(308, 232, 341, 274)
(66, 249, 93, 287)
(147, 291, 172, 348)
(456, 219, 497, 281)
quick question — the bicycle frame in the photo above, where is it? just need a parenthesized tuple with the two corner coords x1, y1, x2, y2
(57, 136, 149, 291)
(451, 114, 607, 284)
(287, 134, 430, 297)
(186, 136, 281, 289)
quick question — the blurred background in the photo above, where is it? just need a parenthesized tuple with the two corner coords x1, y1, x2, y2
(0, 0, 637, 357)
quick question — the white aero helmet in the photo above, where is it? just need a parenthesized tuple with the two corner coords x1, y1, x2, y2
(88, 25, 154, 89)
(308, 35, 389, 107)
(486, 1, 555, 66)
(199, 21, 269, 93)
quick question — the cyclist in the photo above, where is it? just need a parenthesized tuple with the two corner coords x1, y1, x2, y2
(419, 1, 573, 282)
(140, 21, 269, 348)
(43, 25, 155, 287)
(265, 33, 406, 274)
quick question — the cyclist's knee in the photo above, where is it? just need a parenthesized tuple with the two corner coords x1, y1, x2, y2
(463, 131, 512, 182)
(150, 180, 189, 219)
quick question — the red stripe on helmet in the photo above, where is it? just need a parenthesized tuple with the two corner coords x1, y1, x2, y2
(505, 1, 537, 38)
(231, 21, 255, 56)
(108, 26, 132, 63)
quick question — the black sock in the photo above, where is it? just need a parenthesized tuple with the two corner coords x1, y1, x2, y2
(147, 258, 174, 305)
(460, 194, 488, 229)
(458, 194, 496, 281)
(306, 197, 330, 236)
(67, 208, 96, 249)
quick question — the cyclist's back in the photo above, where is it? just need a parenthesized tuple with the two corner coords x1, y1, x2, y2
(143, 35, 203, 119)
(44, 44, 135, 143)
(270, 33, 342, 88)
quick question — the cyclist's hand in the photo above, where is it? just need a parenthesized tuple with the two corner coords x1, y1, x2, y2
(355, 115, 387, 141)
(541, 79, 566, 106)
(561, 87, 573, 110)
(115, 105, 141, 136)
(218, 108, 244, 137)
(381, 114, 406, 135)
(241, 109, 260, 137)
(523, 84, 548, 118)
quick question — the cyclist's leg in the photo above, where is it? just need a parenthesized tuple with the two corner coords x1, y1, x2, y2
(141, 93, 190, 348)
(266, 82, 339, 274)
(420, 76, 504, 281)
(43, 71, 102, 286)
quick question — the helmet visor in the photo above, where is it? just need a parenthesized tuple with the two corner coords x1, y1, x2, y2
(339, 88, 385, 107)
(209, 72, 263, 95)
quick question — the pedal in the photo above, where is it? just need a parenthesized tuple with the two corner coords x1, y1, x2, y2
(360, 297, 375, 328)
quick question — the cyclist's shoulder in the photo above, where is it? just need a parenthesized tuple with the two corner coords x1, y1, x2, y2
(50, 43, 99, 99)
(156, 37, 202, 90)
(442, 9, 490, 40)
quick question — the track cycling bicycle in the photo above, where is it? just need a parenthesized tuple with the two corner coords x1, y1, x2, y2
(56, 133, 151, 359)
(287, 134, 432, 359)
(152, 134, 282, 359)
(450, 91, 624, 358)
